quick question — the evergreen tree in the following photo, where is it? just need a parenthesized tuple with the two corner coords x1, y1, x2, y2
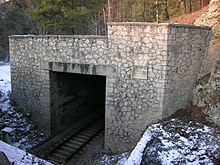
(0, 0, 34, 60)
(31, 0, 106, 35)
(107, 0, 210, 23)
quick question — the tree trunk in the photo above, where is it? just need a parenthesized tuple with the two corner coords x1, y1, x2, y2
(133, 0, 137, 21)
(103, 8, 107, 33)
(200, 0, 202, 8)
(156, 1, 159, 22)
(189, 0, 192, 13)
(164, 0, 169, 20)
(180, 0, 187, 15)
(108, 0, 111, 22)
(142, 1, 146, 21)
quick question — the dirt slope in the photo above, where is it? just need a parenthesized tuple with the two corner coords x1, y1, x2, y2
(168, 6, 209, 25)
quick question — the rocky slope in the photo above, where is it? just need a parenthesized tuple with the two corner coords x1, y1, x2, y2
(193, 0, 220, 126)
(168, 0, 220, 39)
(194, 0, 220, 38)
(169, 0, 220, 127)
(193, 61, 220, 126)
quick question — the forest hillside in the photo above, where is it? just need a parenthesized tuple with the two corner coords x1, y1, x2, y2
(0, 0, 218, 60)
(168, 0, 220, 74)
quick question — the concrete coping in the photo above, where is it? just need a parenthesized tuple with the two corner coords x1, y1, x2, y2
(9, 22, 211, 40)
(9, 35, 108, 39)
(107, 22, 212, 30)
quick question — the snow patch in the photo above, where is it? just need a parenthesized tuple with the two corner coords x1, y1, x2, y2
(0, 140, 52, 165)
(121, 119, 220, 165)
(0, 64, 11, 112)
(1, 127, 14, 133)
(0, 64, 46, 150)
(101, 152, 129, 165)
(124, 127, 152, 165)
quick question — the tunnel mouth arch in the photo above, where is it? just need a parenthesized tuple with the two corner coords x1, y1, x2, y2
(49, 70, 106, 136)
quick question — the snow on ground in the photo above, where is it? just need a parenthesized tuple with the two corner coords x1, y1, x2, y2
(0, 63, 50, 164)
(123, 128, 152, 165)
(1, 62, 219, 165)
(0, 140, 52, 165)
(101, 152, 130, 165)
(0, 63, 11, 112)
(102, 119, 220, 165)
(0, 63, 46, 150)
(139, 119, 220, 165)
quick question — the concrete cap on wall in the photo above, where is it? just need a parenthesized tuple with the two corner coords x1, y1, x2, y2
(107, 22, 212, 30)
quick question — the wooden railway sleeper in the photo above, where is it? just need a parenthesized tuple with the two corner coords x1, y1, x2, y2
(55, 149, 72, 157)
(45, 116, 104, 164)
(64, 143, 80, 150)
(69, 140, 84, 146)
(61, 146, 77, 152)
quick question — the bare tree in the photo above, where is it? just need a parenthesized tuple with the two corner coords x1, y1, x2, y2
(164, 0, 169, 20)
(189, 0, 192, 13)
(156, 0, 159, 22)
(107, 0, 112, 21)
(142, 0, 146, 21)
(180, 0, 187, 14)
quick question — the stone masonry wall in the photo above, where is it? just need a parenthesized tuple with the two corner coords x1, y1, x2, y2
(9, 35, 108, 136)
(106, 23, 169, 153)
(163, 25, 212, 117)
(9, 23, 211, 154)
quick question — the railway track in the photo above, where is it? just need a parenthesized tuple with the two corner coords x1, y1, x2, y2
(43, 117, 104, 164)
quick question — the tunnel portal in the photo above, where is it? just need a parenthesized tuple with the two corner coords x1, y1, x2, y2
(9, 23, 211, 153)
(50, 71, 106, 135)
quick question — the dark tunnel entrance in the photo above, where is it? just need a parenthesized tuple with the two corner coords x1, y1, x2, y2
(50, 71, 106, 135)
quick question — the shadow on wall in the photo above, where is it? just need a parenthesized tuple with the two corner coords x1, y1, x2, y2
(199, 39, 220, 78)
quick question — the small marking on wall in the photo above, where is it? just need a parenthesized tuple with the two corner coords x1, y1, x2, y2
(132, 65, 148, 80)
